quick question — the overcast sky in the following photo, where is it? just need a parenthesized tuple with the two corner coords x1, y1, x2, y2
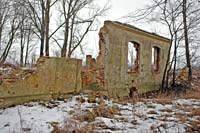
(98, 0, 149, 22)
(83, 0, 154, 58)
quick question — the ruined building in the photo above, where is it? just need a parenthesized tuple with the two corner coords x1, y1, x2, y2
(83, 21, 171, 98)
(0, 21, 170, 108)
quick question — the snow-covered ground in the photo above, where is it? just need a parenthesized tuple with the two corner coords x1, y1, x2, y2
(0, 94, 200, 133)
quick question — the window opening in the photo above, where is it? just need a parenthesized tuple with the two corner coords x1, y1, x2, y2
(128, 41, 140, 72)
(152, 46, 160, 71)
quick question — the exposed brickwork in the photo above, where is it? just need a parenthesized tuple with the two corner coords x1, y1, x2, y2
(0, 20, 171, 108)
(83, 21, 171, 98)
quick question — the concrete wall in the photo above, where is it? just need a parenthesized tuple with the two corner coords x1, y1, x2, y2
(97, 21, 171, 98)
(0, 57, 82, 108)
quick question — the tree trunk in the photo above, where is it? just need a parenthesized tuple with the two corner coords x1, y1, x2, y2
(0, 25, 2, 50)
(61, 0, 72, 57)
(40, 31, 44, 57)
(172, 32, 177, 86)
(161, 39, 173, 90)
(20, 29, 24, 66)
(40, 6, 45, 57)
(45, 0, 50, 56)
(68, 14, 75, 58)
(0, 33, 15, 64)
(25, 24, 31, 66)
(61, 20, 69, 57)
(0, 16, 19, 64)
(20, 15, 25, 67)
(183, 0, 192, 81)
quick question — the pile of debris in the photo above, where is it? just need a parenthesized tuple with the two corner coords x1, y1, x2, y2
(0, 57, 50, 85)
(0, 64, 21, 84)
(0, 65, 36, 85)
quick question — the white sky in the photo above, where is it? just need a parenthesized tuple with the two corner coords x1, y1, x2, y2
(99, 0, 147, 21)
(83, 0, 155, 58)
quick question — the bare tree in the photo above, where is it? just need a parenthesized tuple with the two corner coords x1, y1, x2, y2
(0, 1, 21, 64)
(17, 0, 28, 66)
(127, 0, 183, 89)
(60, 0, 109, 57)
(183, 0, 192, 81)
(0, 0, 11, 50)
(127, 0, 200, 89)
(0, 0, 109, 64)
(24, 0, 58, 57)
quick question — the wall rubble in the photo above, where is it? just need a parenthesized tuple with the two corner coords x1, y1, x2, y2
(0, 20, 171, 108)
(0, 57, 82, 108)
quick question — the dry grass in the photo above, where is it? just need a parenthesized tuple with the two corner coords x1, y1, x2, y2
(147, 110, 158, 115)
(92, 104, 120, 118)
(118, 97, 147, 104)
(159, 114, 173, 121)
(150, 88, 200, 101)
(185, 119, 200, 132)
(73, 109, 95, 123)
(159, 116, 168, 121)
(179, 89, 200, 99)
(155, 92, 176, 99)
(72, 104, 120, 123)
(76, 96, 86, 103)
(177, 68, 200, 99)
(174, 113, 186, 124)
(51, 119, 96, 133)
(174, 112, 185, 117)
(52, 104, 120, 133)
(159, 109, 173, 113)
(86, 91, 108, 104)
(52, 68, 200, 133)
(150, 123, 168, 132)
(151, 99, 173, 105)
(152, 68, 200, 100)
(150, 125, 157, 131)
(115, 117, 129, 123)
(190, 109, 200, 117)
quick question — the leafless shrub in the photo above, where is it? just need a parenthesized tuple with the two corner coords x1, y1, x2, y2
(51, 119, 95, 133)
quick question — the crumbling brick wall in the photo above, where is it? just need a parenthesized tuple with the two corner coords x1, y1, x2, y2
(84, 21, 171, 98)
(82, 55, 105, 91)
(0, 20, 171, 108)
(82, 26, 109, 91)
